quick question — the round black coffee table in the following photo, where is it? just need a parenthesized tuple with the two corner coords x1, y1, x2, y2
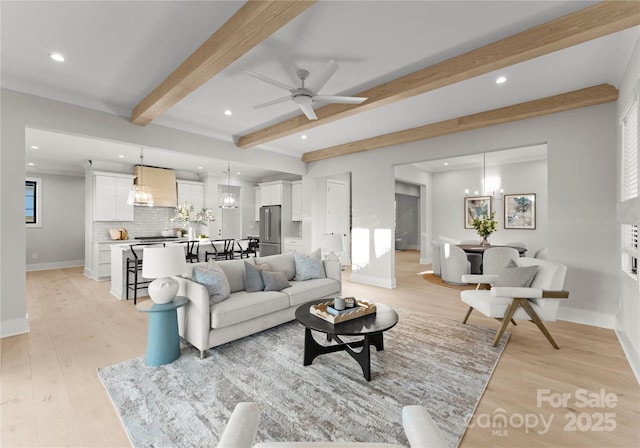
(295, 299, 399, 381)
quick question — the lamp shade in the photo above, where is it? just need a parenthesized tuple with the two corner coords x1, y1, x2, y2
(321, 233, 344, 253)
(142, 246, 187, 279)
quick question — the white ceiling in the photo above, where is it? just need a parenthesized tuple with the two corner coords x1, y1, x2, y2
(2, 1, 638, 179)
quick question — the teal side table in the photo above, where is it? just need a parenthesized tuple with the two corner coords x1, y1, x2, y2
(136, 297, 188, 366)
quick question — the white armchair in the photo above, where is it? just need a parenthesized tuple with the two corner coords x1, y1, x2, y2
(460, 257, 569, 348)
(216, 402, 446, 448)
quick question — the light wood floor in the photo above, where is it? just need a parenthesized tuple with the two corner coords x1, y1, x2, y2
(2, 250, 638, 447)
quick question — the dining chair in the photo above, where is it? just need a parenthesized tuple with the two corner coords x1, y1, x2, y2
(439, 243, 471, 285)
(431, 240, 442, 276)
(481, 246, 519, 275)
(534, 247, 549, 259)
(185, 240, 199, 263)
(458, 240, 483, 273)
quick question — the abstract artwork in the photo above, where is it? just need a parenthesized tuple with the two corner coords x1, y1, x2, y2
(504, 193, 536, 229)
(464, 196, 492, 229)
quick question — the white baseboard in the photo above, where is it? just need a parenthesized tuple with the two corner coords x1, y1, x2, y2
(1, 315, 30, 338)
(350, 272, 396, 289)
(557, 306, 615, 329)
(26, 260, 84, 272)
(615, 318, 640, 384)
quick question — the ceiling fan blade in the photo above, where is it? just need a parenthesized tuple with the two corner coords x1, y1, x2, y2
(314, 95, 367, 104)
(298, 103, 317, 120)
(245, 71, 295, 92)
(306, 59, 338, 93)
(253, 96, 292, 109)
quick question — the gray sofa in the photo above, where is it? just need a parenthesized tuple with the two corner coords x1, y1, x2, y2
(174, 252, 342, 358)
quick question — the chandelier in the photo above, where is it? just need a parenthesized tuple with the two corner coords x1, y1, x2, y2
(220, 163, 238, 209)
(127, 147, 154, 207)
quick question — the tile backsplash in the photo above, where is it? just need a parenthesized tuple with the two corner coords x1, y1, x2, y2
(93, 206, 179, 241)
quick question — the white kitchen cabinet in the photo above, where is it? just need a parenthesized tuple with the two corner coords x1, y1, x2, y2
(88, 241, 121, 280)
(291, 181, 302, 221)
(259, 182, 283, 206)
(254, 186, 261, 221)
(177, 180, 205, 210)
(93, 173, 134, 221)
(283, 237, 303, 253)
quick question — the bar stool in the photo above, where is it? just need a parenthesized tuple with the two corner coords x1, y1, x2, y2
(185, 240, 199, 263)
(126, 243, 165, 305)
(205, 239, 235, 261)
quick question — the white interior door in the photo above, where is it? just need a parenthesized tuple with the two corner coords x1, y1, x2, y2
(326, 179, 350, 265)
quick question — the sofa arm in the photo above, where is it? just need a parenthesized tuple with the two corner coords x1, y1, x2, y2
(174, 276, 210, 354)
(402, 405, 446, 447)
(323, 259, 342, 285)
(216, 402, 259, 448)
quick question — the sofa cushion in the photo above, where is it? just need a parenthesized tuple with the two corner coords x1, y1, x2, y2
(192, 263, 230, 304)
(256, 253, 296, 281)
(262, 270, 290, 291)
(215, 258, 254, 293)
(210, 291, 290, 329)
(283, 278, 341, 307)
(293, 250, 326, 281)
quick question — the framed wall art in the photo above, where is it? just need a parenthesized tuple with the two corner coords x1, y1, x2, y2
(464, 196, 492, 229)
(504, 193, 536, 229)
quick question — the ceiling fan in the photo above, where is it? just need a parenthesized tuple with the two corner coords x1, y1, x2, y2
(245, 59, 367, 120)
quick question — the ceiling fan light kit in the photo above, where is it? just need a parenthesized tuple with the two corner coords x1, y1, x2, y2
(247, 59, 367, 120)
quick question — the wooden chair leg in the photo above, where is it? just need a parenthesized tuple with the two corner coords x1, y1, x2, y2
(517, 298, 560, 349)
(462, 306, 473, 324)
(492, 300, 519, 347)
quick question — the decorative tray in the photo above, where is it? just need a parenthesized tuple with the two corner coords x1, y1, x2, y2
(310, 299, 377, 324)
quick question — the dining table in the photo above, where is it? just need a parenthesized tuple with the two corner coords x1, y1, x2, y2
(456, 244, 527, 274)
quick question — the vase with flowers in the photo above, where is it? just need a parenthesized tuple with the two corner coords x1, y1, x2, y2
(171, 202, 216, 239)
(472, 212, 498, 247)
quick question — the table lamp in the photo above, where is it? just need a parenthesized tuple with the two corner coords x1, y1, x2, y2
(321, 233, 344, 262)
(142, 246, 187, 304)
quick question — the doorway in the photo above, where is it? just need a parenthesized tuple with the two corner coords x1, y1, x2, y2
(326, 178, 350, 265)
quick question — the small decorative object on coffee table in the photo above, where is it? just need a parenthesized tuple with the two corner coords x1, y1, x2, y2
(296, 299, 398, 381)
(310, 298, 376, 324)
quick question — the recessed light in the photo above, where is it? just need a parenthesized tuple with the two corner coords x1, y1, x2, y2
(30, 145, 39, 149)
(224, 110, 232, 116)
(198, 166, 204, 170)
(301, 135, 307, 140)
(49, 52, 65, 62)
(27, 162, 35, 166)
(496, 76, 507, 84)
(118, 154, 125, 158)
(236, 171, 241, 175)
(443, 162, 449, 166)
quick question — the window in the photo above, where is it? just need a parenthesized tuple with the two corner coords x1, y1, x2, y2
(25, 177, 42, 227)
(622, 224, 638, 277)
(622, 98, 638, 201)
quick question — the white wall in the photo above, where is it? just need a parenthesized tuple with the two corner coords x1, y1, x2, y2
(616, 35, 640, 381)
(26, 173, 85, 270)
(431, 159, 548, 256)
(307, 102, 618, 329)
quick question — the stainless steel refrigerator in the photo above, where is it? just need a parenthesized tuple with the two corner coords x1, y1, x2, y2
(259, 205, 281, 256)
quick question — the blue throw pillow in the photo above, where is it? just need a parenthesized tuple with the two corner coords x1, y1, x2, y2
(293, 250, 326, 281)
(193, 264, 230, 304)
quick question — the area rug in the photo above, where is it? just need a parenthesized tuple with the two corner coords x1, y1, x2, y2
(98, 310, 508, 448)
(423, 273, 476, 291)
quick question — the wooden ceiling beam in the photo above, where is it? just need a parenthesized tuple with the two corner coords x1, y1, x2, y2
(130, 0, 316, 126)
(238, 0, 639, 149)
(301, 84, 619, 163)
